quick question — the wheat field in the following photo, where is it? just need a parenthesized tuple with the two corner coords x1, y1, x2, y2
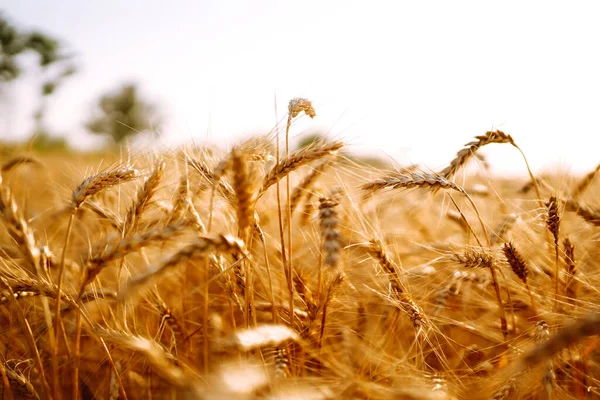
(1, 99, 600, 400)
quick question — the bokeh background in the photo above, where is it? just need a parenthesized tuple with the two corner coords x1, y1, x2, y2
(2, 0, 600, 174)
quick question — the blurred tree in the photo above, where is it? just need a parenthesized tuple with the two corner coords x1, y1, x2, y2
(0, 13, 76, 140)
(85, 83, 161, 144)
(29, 131, 68, 152)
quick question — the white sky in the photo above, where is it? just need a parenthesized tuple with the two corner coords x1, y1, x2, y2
(2, 0, 600, 175)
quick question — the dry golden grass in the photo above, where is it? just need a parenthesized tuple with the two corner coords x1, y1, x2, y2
(1, 100, 600, 399)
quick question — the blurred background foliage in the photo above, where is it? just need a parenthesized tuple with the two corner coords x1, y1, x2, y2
(0, 11, 383, 167)
(0, 12, 161, 154)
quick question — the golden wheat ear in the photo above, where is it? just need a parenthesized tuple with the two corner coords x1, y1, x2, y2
(261, 141, 343, 194)
(121, 234, 248, 297)
(545, 196, 561, 311)
(72, 168, 139, 211)
(123, 159, 165, 235)
(503, 241, 538, 317)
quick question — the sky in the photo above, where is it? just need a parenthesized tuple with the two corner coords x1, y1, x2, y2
(2, 0, 600, 175)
